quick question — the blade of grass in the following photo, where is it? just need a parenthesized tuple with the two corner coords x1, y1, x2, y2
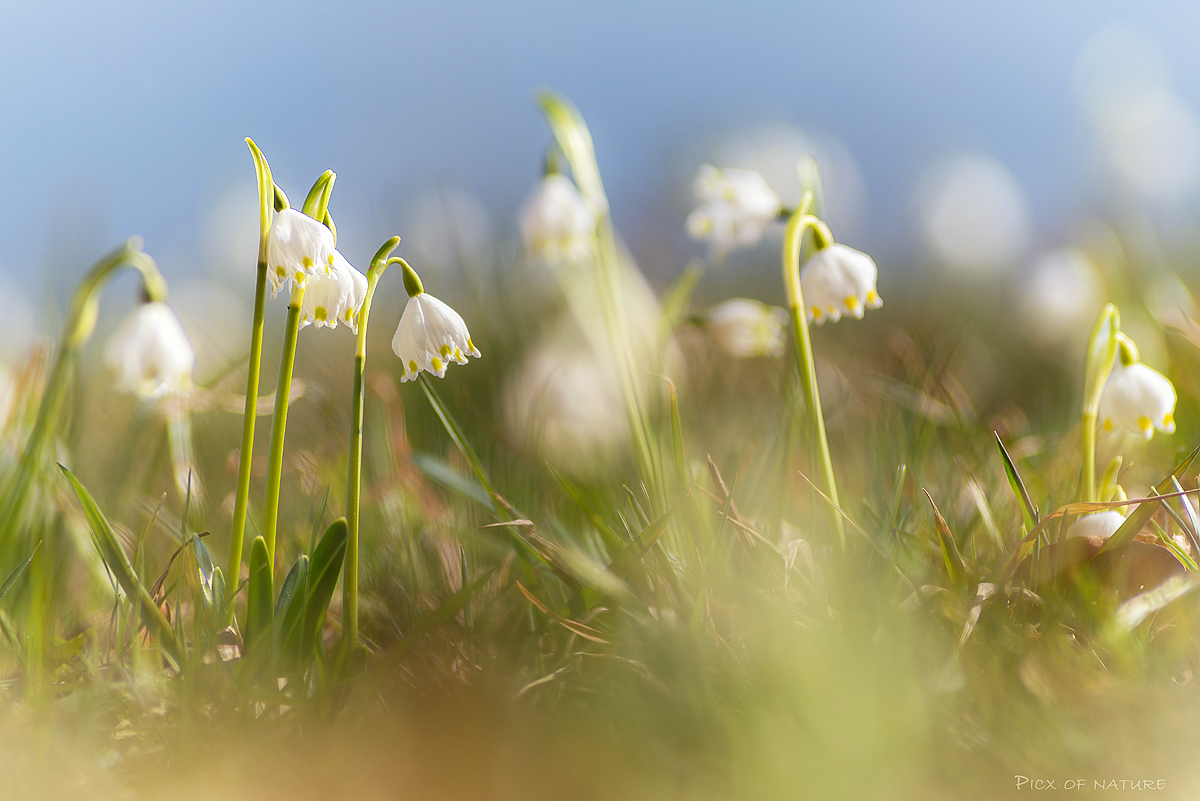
(996, 432, 1038, 530)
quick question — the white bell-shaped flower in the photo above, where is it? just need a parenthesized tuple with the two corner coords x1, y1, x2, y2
(519, 174, 596, 262)
(686, 165, 782, 258)
(104, 301, 195, 399)
(299, 250, 368, 333)
(704, 298, 788, 358)
(267, 208, 336, 299)
(392, 289, 480, 382)
(1099, 361, 1176, 439)
(799, 243, 883, 325)
(1066, 510, 1126, 539)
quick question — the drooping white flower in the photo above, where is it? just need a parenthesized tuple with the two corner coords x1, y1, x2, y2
(520, 173, 597, 262)
(799, 243, 882, 325)
(266, 208, 336, 298)
(704, 298, 788, 358)
(1099, 361, 1176, 439)
(104, 302, 195, 399)
(299, 250, 368, 333)
(686, 165, 782, 258)
(1066, 510, 1126, 540)
(392, 264, 480, 381)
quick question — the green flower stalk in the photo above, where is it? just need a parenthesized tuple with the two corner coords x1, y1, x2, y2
(260, 171, 337, 568)
(1079, 304, 1119, 503)
(0, 238, 168, 549)
(223, 138, 275, 614)
(781, 192, 844, 549)
(342, 236, 400, 650)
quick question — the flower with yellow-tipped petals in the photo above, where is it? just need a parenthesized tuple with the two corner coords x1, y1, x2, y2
(299, 250, 368, 333)
(799, 243, 882, 325)
(104, 301, 195, 399)
(267, 208, 336, 298)
(391, 260, 480, 381)
(1099, 361, 1176, 439)
(686, 165, 782, 259)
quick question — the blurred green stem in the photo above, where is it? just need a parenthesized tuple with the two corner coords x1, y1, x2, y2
(781, 192, 843, 549)
(342, 237, 399, 651)
(1079, 304, 1119, 503)
(0, 239, 166, 548)
(224, 138, 275, 619)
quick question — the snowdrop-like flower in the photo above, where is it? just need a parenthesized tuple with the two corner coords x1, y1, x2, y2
(392, 262, 480, 381)
(704, 298, 788, 358)
(299, 250, 368, 333)
(266, 208, 336, 298)
(1066, 510, 1126, 540)
(799, 243, 882, 325)
(104, 302, 195, 399)
(520, 173, 597, 261)
(686, 165, 782, 258)
(1099, 361, 1176, 439)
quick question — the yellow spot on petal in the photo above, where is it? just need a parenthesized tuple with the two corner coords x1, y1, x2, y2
(440, 344, 452, 358)
(845, 295, 861, 310)
(467, 337, 476, 352)
(431, 357, 443, 371)
(1164, 413, 1175, 427)
(867, 290, 881, 304)
(826, 306, 836, 315)
(1138, 416, 1152, 431)
(409, 360, 418, 372)
(276, 266, 286, 278)
(811, 306, 822, 318)
(315, 307, 327, 321)
(455, 348, 463, 360)
(1103, 419, 1113, 432)
(302, 256, 313, 268)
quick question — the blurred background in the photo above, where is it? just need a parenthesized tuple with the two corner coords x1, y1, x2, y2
(5, 1, 1200, 361)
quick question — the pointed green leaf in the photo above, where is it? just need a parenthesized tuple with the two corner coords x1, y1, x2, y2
(606, 501, 679, 582)
(275, 554, 309, 659)
(59, 465, 183, 664)
(995, 432, 1037, 529)
(245, 535, 273, 647)
(1100, 445, 1200, 555)
(0, 540, 39, 604)
(302, 518, 348, 657)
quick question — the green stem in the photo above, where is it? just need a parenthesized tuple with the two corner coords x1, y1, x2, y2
(342, 238, 398, 650)
(223, 260, 268, 616)
(0, 240, 163, 549)
(261, 290, 304, 567)
(782, 193, 844, 549)
(1079, 304, 1119, 503)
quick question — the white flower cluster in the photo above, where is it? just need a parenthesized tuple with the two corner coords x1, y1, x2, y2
(520, 174, 597, 262)
(704, 298, 787, 358)
(268, 207, 369, 334)
(686, 165, 782, 259)
(299, 250, 369, 333)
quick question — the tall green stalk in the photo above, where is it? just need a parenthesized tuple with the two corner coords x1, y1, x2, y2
(781, 192, 844, 549)
(223, 138, 273, 614)
(260, 171, 336, 568)
(342, 237, 399, 650)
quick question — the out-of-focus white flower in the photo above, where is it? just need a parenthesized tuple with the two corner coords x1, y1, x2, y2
(299, 250, 368, 333)
(1099, 361, 1176, 439)
(1066, 510, 1126, 539)
(519, 174, 596, 262)
(104, 302, 195, 399)
(916, 154, 1031, 274)
(799, 244, 882, 325)
(392, 266, 480, 381)
(267, 208, 336, 298)
(686, 165, 782, 258)
(704, 298, 787, 357)
(1018, 248, 1102, 346)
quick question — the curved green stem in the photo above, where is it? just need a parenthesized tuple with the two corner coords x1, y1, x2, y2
(0, 240, 165, 548)
(782, 192, 843, 549)
(342, 237, 399, 650)
(1079, 304, 1119, 503)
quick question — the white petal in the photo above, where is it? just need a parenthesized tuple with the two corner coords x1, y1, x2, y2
(1066, 510, 1126, 539)
(1098, 361, 1177, 438)
(267, 208, 336, 298)
(103, 302, 195, 399)
(520, 174, 596, 262)
(391, 292, 479, 381)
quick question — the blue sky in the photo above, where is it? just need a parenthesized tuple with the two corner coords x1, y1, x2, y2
(2, 1, 1197, 294)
